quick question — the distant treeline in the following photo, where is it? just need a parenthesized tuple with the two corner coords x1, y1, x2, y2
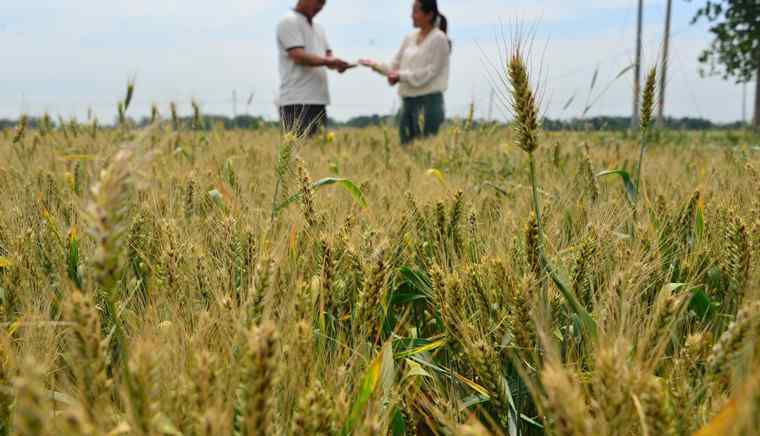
(540, 116, 747, 131)
(0, 115, 270, 131)
(0, 114, 749, 131)
(330, 115, 749, 131)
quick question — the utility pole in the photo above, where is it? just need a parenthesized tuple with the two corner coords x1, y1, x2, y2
(754, 66, 760, 129)
(742, 82, 747, 125)
(487, 87, 495, 122)
(657, 0, 672, 128)
(632, 0, 644, 130)
(232, 90, 238, 118)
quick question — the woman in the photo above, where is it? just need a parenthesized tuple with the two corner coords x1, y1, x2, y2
(360, 0, 451, 145)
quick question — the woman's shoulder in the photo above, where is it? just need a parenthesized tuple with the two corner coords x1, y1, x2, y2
(429, 29, 449, 43)
(402, 30, 419, 41)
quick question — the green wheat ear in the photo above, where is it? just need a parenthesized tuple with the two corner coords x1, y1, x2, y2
(507, 49, 539, 153)
(192, 99, 202, 131)
(581, 148, 599, 203)
(117, 102, 126, 127)
(150, 104, 160, 124)
(635, 66, 658, 196)
(640, 67, 657, 133)
(124, 79, 135, 112)
(506, 43, 597, 337)
(170, 101, 179, 130)
(12, 114, 28, 144)
(90, 117, 98, 139)
(465, 101, 475, 131)
(721, 213, 750, 301)
(41, 113, 52, 136)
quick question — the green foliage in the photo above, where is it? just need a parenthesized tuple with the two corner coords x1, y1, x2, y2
(274, 177, 367, 214)
(597, 169, 637, 205)
(66, 227, 83, 290)
(690, 0, 760, 83)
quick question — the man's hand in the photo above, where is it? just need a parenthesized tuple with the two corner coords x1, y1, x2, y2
(325, 56, 353, 73)
(388, 70, 400, 86)
(337, 64, 356, 74)
(287, 48, 354, 73)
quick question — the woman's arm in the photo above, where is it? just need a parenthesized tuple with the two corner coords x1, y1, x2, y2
(376, 37, 407, 75)
(359, 36, 408, 76)
(397, 34, 449, 88)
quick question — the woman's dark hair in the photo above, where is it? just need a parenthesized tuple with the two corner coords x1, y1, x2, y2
(417, 0, 448, 34)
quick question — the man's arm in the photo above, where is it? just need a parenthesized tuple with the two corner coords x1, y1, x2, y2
(288, 48, 352, 72)
(287, 47, 332, 67)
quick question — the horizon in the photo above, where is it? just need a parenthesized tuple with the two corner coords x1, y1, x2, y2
(0, 111, 749, 126)
(1, 1, 756, 124)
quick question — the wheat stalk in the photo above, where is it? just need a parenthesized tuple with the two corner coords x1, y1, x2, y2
(12, 115, 27, 144)
(240, 320, 278, 436)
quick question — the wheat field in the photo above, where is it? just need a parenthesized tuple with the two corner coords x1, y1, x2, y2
(1, 61, 759, 436)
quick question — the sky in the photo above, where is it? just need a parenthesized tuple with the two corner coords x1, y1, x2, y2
(0, 0, 755, 123)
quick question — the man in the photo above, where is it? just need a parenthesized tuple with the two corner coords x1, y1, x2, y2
(277, 0, 352, 137)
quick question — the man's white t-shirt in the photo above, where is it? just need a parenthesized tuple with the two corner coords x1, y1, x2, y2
(277, 11, 331, 107)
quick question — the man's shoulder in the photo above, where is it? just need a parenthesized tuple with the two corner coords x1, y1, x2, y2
(277, 11, 301, 27)
(312, 21, 327, 35)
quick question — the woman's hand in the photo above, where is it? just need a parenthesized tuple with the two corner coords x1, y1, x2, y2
(358, 59, 377, 67)
(387, 70, 400, 86)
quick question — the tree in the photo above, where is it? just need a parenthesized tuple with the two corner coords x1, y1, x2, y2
(689, 0, 760, 127)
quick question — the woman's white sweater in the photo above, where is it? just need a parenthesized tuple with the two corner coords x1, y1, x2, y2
(377, 28, 450, 98)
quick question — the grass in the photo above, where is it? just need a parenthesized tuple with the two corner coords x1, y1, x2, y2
(0, 71, 759, 435)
